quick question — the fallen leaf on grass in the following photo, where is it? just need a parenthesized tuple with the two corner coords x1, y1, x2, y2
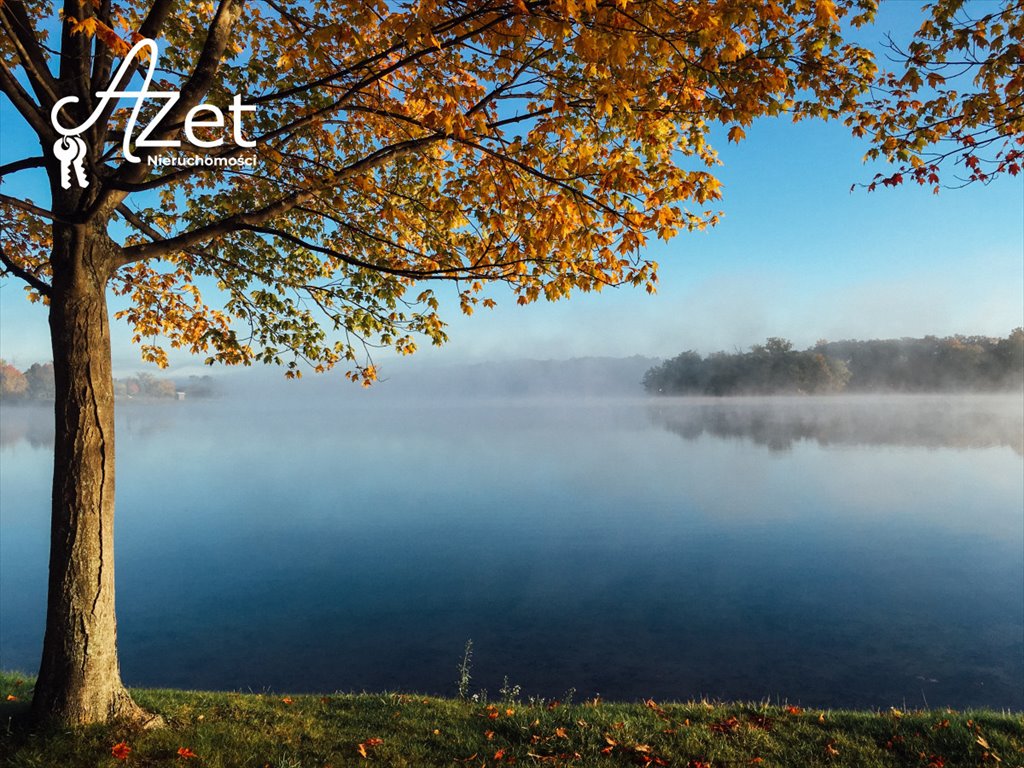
(5, 695, 17, 701)
(111, 742, 131, 760)
(710, 716, 741, 734)
(785, 706, 803, 715)
(356, 737, 383, 758)
(177, 747, 198, 759)
(281, 697, 294, 705)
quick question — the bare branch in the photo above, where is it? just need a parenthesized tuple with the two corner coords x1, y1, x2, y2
(0, 57, 52, 139)
(0, 157, 46, 178)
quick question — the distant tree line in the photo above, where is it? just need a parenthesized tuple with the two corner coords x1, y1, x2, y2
(644, 330, 1024, 396)
(0, 361, 217, 401)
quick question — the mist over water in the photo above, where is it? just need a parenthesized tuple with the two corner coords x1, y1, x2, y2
(1, 389, 1021, 709)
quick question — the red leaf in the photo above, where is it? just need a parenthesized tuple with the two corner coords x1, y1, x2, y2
(177, 747, 198, 759)
(111, 742, 132, 760)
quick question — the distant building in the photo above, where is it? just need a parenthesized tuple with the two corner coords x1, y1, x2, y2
(176, 391, 186, 401)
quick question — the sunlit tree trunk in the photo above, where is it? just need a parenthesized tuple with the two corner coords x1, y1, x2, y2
(31, 224, 156, 726)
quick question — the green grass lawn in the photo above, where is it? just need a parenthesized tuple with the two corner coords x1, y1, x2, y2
(1, 672, 1021, 767)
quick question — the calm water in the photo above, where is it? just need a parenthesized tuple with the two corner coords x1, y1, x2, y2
(1, 393, 1021, 709)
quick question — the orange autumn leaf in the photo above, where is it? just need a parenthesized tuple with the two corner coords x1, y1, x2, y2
(494, 748, 506, 760)
(281, 697, 294, 705)
(111, 742, 132, 760)
(177, 747, 198, 759)
(785, 706, 804, 715)
(5, 695, 17, 701)
(357, 737, 383, 758)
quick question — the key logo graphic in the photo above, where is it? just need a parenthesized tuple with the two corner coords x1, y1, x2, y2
(53, 135, 89, 189)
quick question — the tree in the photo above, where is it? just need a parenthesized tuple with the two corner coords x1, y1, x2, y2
(852, 0, 1023, 190)
(0, 360, 29, 399)
(24, 361, 56, 399)
(1, 0, 882, 725)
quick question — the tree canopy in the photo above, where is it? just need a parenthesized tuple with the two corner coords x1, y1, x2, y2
(2, 0, 881, 382)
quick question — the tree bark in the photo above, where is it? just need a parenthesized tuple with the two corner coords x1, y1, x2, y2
(31, 224, 158, 726)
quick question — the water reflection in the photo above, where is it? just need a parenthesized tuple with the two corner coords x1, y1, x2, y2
(648, 394, 1023, 454)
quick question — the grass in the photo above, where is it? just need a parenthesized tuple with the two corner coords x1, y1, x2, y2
(1, 672, 1021, 767)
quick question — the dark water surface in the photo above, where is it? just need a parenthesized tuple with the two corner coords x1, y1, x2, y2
(1, 394, 1021, 709)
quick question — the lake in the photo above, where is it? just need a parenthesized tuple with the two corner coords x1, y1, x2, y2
(1, 392, 1021, 710)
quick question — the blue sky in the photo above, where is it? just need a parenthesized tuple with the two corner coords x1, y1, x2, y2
(1, 2, 1022, 375)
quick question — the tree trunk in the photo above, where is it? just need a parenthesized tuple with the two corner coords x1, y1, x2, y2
(31, 225, 158, 726)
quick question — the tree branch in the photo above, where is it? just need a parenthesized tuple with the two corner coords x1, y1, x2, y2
(0, 156, 46, 178)
(93, 0, 241, 216)
(0, 241, 52, 296)
(58, 0, 94, 108)
(0, 193, 57, 220)
(0, 7, 59, 108)
(117, 132, 445, 264)
(0, 57, 52, 139)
